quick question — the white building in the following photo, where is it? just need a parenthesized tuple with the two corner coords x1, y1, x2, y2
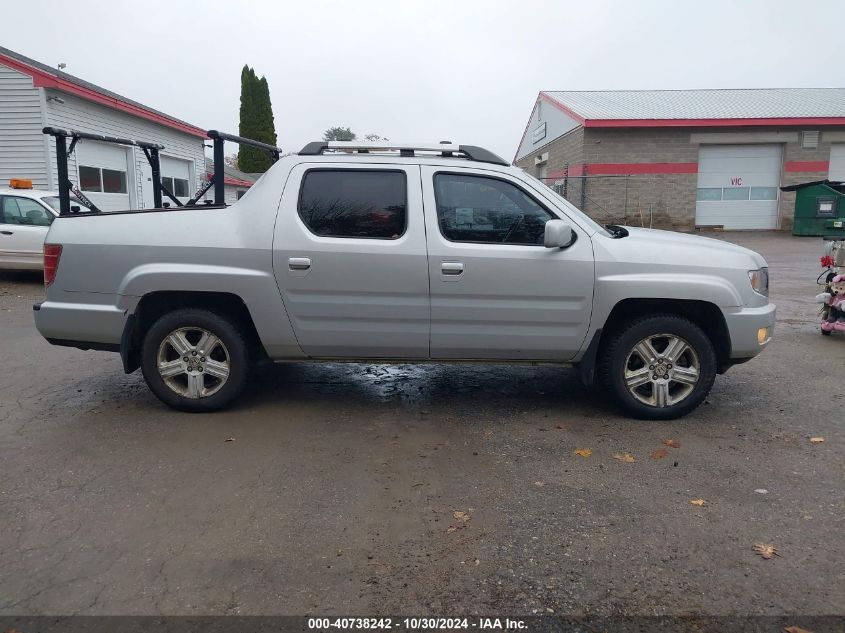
(0, 46, 208, 212)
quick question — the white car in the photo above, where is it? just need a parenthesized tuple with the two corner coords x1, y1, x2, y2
(0, 183, 91, 270)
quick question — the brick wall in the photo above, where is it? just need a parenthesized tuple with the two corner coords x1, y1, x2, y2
(515, 126, 584, 178)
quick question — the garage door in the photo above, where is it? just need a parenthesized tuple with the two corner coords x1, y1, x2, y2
(695, 145, 782, 229)
(75, 141, 131, 212)
(830, 144, 845, 181)
(160, 156, 193, 204)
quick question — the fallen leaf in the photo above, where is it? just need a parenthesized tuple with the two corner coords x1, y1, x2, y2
(663, 439, 681, 448)
(784, 625, 814, 633)
(613, 451, 636, 463)
(336, 549, 343, 556)
(574, 448, 592, 458)
(555, 424, 565, 430)
(453, 510, 471, 522)
(224, 437, 236, 442)
(809, 437, 825, 444)
(689, 499, 707, 506)
(650, 448, 669, 460)
(533, 481, 545, 487)
(753, 543, 779, 559)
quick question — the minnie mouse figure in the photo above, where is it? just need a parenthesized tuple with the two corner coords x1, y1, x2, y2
(817, 273, 845, 334)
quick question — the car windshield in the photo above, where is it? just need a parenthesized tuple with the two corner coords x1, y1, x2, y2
(42, 196, 93, 213)
(519, 171, 610, 236)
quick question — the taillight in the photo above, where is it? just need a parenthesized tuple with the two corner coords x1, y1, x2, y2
(44, 244, 62, 287)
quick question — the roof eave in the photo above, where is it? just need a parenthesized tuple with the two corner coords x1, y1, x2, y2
(584, 116, 845, 128)
(0, 52, 207, 139)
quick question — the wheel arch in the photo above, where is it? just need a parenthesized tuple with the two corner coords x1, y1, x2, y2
(580, 298, 732, 386)
(121, 291, 266, 374)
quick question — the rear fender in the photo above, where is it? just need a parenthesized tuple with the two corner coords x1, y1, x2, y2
(117, 263, 303, 359)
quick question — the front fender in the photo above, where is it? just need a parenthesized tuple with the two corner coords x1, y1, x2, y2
(595, 272, 744, 315)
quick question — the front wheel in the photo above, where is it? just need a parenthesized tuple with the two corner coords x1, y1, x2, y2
(141, 308, 250, 412)
(599, 314, 717, 420)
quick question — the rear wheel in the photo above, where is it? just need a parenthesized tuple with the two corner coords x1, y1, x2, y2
(599, 314, 717, 420)
(141, 308, 250, 412)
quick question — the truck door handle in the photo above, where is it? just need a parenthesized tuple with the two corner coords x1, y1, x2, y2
(0, 231, 13, 235)
(288, 257, 312, 271)
(441, 262, 464, 275)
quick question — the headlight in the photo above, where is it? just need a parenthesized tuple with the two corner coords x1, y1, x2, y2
(748, 267, 769, 296)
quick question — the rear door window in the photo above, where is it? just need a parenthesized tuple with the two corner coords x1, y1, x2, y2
(298, 170, 407, 239)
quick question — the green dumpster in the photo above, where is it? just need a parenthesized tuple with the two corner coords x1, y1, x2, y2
(782, 179, 845, 237)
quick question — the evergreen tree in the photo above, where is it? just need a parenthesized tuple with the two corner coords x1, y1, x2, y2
(238, 65, 277, 173)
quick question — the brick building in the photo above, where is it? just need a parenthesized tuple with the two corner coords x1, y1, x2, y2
(514, 89, 845, 231)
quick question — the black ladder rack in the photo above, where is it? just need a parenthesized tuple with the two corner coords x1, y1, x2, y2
(42, 127, 283, 215)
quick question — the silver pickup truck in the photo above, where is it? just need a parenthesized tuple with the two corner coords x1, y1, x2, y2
(33, 141, 775, 419)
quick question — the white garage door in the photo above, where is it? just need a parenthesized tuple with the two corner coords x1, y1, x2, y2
(75, 141, 131, 212)
(160, 156, 193, 204)
(695, 144, 782, 229)
(830, 144, 845, 181)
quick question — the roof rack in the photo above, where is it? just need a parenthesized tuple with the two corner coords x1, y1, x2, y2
(298, 141, 509, 167)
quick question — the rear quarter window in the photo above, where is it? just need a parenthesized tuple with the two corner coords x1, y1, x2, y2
(297, 169, 407, 239)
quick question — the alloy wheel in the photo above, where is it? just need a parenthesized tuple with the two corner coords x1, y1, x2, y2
(156, 327, 230, 398)
(623, 333, 700, 408)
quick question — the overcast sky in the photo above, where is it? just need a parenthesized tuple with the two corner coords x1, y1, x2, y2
(6, 0, 844, 159)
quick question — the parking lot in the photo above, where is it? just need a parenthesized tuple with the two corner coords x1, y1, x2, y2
(0, 232, 842, 616)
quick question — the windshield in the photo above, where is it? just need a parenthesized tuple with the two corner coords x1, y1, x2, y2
(42, 196, 93, 213)
(519, 171, 610, 236)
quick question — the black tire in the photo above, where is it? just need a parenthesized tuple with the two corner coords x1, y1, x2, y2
(821, 327, 832, 336)
(140, 308, 250, 412)
(598, 314, 717, 420)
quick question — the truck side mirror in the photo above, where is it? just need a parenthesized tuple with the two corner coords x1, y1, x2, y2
(544, 219, 575, 248)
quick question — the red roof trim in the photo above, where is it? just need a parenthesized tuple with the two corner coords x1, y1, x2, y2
(0, 53, 207, 139)
(784, 160, 830, 173)
(584, 117, 845, 128)
(207, 172, 254, 187)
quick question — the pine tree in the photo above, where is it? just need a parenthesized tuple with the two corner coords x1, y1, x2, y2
(238, 65, 277, 173)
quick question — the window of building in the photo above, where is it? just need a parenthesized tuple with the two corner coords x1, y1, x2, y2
(722, 187, 750, 201)
(696, 188, 722, 201)
(79, 165, 127, 194)
(298, 170, 407, 239)
(79, 166, 102, 192)
(750, 187, 777, 201)
(433, 173, 554, 245)
(162, 176, 189, 198)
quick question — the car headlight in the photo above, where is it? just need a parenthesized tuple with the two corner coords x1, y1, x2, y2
(748, 267, 769, 296)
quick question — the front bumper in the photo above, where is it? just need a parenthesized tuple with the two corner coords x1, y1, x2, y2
(33, 300, 126, 349)
(722, 302, 776, 360)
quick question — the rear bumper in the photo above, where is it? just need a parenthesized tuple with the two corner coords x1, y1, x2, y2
(722, 302, 776, 360)
(33, 300, 126, 350)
